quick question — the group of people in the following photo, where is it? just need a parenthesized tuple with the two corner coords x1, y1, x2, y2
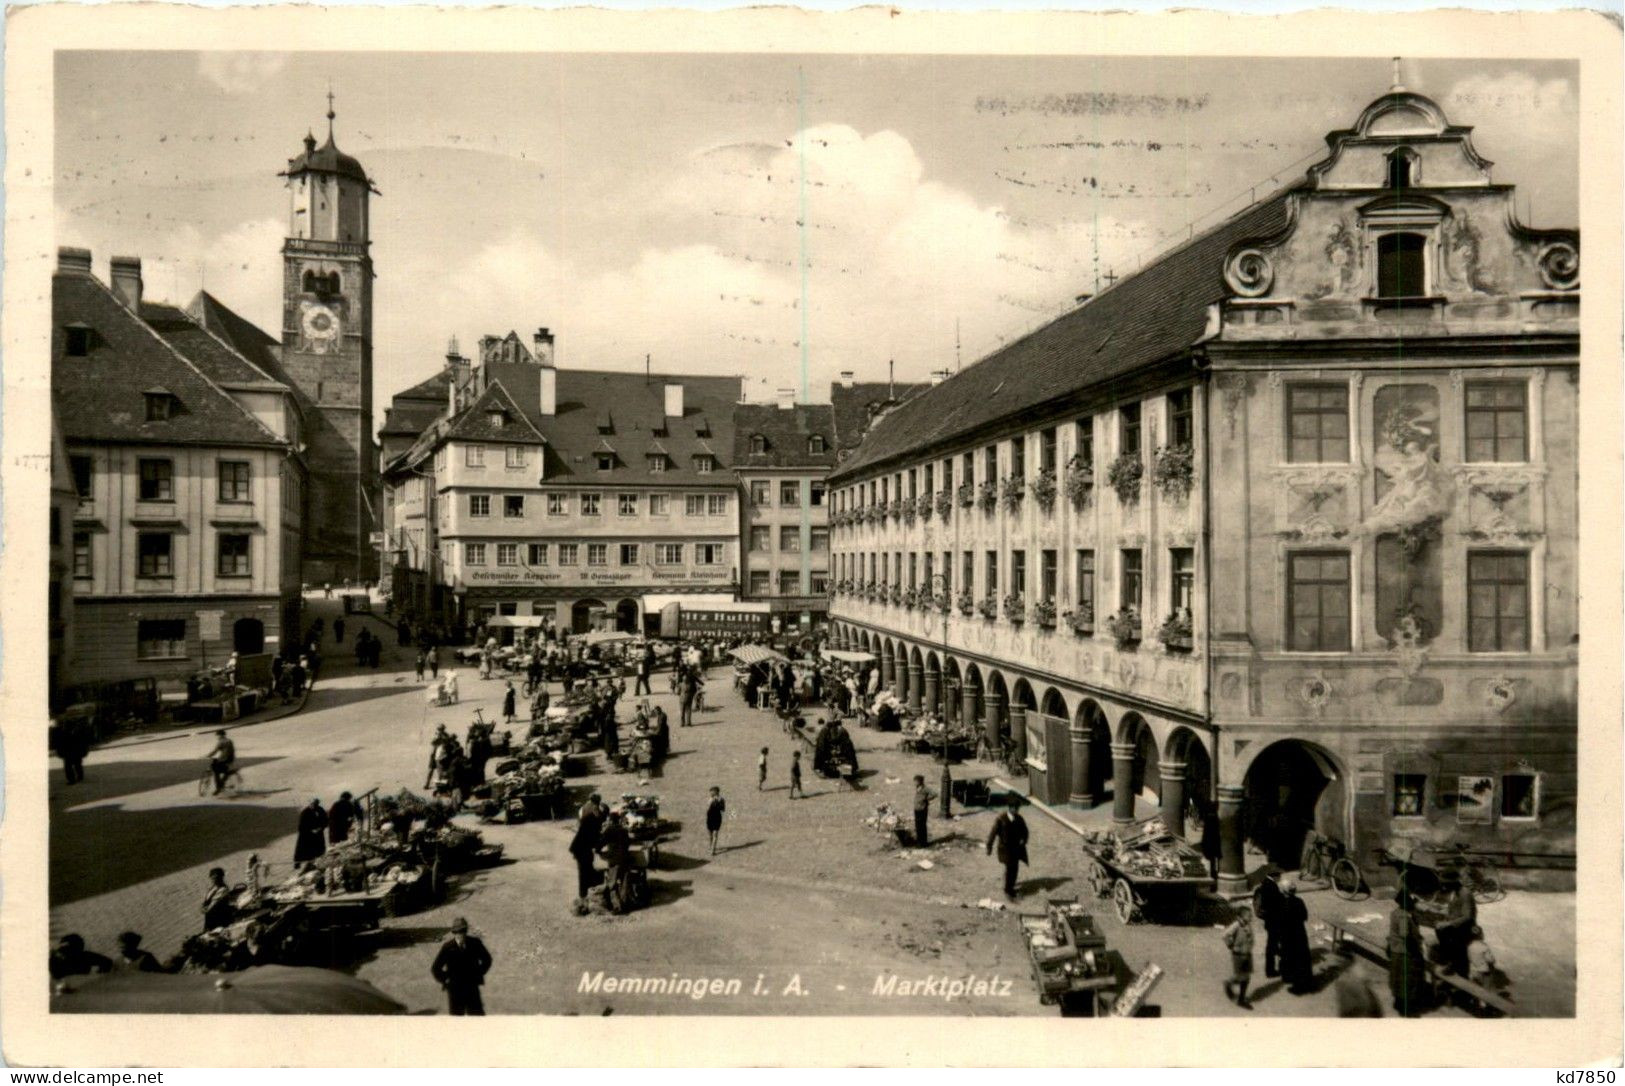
(424, 723, 494, 802)
(292, 791, 366, 865)
(49, 931, 165, 982)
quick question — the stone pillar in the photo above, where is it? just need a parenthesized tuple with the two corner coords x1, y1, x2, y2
(1216, 783, 1247, 897)
(1159, 761, 1187, 838)
(942, 680, 958, 725)
(1068, 722, 1094, 807)
(907, 664, 923, 713)
(923, 672, 940, 718)
(983, 692, 1004, 753)
(1009, 705, 1028, 764)
(882, 652, 896, 692)
(1110, 742, 1138, 825)
(961, 682, 978, 737)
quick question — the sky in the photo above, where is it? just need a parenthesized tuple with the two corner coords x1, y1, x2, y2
(55, 52, 1578, 428)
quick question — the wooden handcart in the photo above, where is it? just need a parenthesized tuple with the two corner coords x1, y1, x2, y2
(1017, 898, 1132, 1013)
(1081, 821, 1214, 924)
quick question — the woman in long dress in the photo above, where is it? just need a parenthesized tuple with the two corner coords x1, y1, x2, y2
(293, 798, 328, 865)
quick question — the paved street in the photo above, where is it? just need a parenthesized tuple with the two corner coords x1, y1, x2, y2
(49, 597, 1573, 1017)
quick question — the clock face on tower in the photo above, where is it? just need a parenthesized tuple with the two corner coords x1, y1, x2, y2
(299, 300, 343, 354)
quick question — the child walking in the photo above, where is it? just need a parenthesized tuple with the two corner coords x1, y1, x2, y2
(1222, 903, 1256, 1010)
(789, 751, 805, 799)
(706, 786, 726, 856)
(757, 748, 769, 791)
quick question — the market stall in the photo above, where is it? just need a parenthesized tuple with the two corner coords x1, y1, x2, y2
(898, 713, 976, 758)
(1081, 818, 1214, 924)
(1017, 899, 1134, 1013)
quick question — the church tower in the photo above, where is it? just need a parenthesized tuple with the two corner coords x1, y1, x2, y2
(279, 96, 379, 584)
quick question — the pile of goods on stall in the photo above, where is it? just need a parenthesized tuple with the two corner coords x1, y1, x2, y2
(472, 751, 567, 824)
(1080, 820, 1209, 881)
(608, 794, 672, 842)
(898, 713, 979, 756)
(1017, 898, 1127, 1009)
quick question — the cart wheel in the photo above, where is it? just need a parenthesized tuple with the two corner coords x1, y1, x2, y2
(1086, 860, 1109, 899)
(1111, 879, 1138, 924)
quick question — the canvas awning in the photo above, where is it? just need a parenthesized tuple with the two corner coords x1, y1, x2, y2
(582, 630, 635, 646)
(729, 644, 787, 666)
(484, 615, 549, 629)
(822, 649, 876, 663)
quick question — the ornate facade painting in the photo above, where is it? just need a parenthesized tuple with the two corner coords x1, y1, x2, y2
(1367, 384, 1451, 646)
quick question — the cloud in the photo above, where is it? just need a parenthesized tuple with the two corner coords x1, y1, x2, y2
(197, 54, 287, 95)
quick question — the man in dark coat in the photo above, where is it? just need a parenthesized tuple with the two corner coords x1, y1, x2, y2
(986, 795, 1030, 899)
(328, 791, 360, 844)
(333, 617, 346, 644)
(813, 718, 858, 780)
(293, 798, 328, 864)
(430, 918, 492, 1015)
(635, 646, 654, 696)
(569, 794, 605, 903)
(597, 810, 632, 908)
(1252, 866, 1286, 978)
(55, 715, 92, 785)
(1277, 877, 1314, 993)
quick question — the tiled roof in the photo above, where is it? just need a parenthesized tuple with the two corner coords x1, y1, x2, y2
(830, 192, 1293, 481)
(380, 369, 454, 438)
(283, 132, 372, 186)
(397, 362, 743, 486)
(830, 381, 930, 452)
(442, 380, 547, 446)
(186, 291, 296, 389)
(53, 272, 289, 448)
(140, 302, 283, 388)
(732, 402, 837, 469)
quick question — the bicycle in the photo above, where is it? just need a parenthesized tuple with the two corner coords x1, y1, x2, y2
(1435, 843, 1505, 904)
(1299, 830, 1366, 899)
(198, 765, 243, 797)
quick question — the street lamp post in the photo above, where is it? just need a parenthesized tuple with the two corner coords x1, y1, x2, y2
(931, 571, 952, 819)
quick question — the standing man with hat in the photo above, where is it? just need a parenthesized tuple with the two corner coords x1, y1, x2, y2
(431, 918, 493, 1015)
(985, 794, 1029, 900)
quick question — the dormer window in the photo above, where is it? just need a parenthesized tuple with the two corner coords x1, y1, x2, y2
(65, 325, 93, 357)
(1377, 233, 1428, 298)
(488, 410, 506, 429)
(144, 390, 174, 421)
(596, 452, 616, 471)
(808, 435, 827, 454)
(750, 434, 767, 454)
(647, 454, 667, 473)
(695, 420, 711, 438)
(597, 413, 614, 435)
(694, 454, 716, 474)
(1386, 147, 1418, 190)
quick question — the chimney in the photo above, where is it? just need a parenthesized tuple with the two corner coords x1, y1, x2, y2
(533, 327, 555, 369)
(664, 381, 684, 420)
(1075, 293, 1093, 305)
(839, 370, 855, 389)
(539, 365, 557, 417)
(57, 247, 93, 275)
(445, 336, 461, 365)
(777, 388, 795, 411)
(110, 255, 143, 310)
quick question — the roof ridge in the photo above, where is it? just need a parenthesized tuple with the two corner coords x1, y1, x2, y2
(75, 274, 289, 448)
(173, 299, 290, 389)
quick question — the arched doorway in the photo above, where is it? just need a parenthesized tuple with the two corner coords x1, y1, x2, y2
(924, 652, 942, 717)
(1040, 688, 1067, 720)
(1242, 739, 1347, 870)
(1075, 700, 1113, 806)
(881, 639, 897, 694)
(571, 598, 606, 635)
(1109, 712, 1159, 824)
(233, 617, 265, 655)
(943, 657, 962, 723)
(1162, 726, 1214, 840)
(962, 663, 984, 737)
(614, 598, 640, 633)
(1010, 679, 1037, 764)
(985, 671, 1010, 752)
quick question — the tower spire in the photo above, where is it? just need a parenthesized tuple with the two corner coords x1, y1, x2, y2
(326, 84, 336, 141)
